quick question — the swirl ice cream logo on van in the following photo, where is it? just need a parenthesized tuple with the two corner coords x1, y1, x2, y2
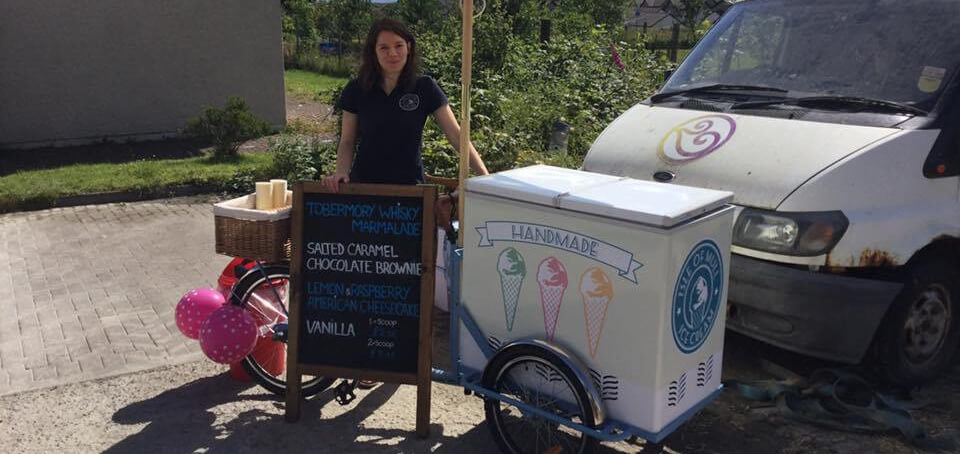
(658, 115, 736, 165)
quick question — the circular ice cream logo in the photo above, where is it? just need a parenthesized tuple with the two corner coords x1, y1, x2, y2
(399, 94, 420, 111)
(672, 240, 723, 354)
(658, 115, 736, 165)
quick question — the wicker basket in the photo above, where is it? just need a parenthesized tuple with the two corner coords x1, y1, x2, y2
(213, 193, 292, 262)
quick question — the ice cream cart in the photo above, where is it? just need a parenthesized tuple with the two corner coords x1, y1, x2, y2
(431, 164, 735, 452)
(236, 0, 738, 449)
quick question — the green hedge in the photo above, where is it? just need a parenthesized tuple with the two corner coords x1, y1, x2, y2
(418, 23, 667, 176)
(287, 13, 669, 181)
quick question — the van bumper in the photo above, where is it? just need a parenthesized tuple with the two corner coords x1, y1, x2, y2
(726, 254, 902, 363)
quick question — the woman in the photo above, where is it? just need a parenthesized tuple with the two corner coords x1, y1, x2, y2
(323, 19, 486, 389)
(323, 18, 488, 191)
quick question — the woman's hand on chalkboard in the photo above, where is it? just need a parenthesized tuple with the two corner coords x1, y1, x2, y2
(323, 172, 350, 193)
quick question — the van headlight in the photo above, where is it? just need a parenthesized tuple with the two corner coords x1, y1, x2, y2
(733, 209, 849, 256)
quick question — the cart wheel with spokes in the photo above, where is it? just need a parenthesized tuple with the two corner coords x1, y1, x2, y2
(231, 263, 335, 397)
(482, 343, 601, 454)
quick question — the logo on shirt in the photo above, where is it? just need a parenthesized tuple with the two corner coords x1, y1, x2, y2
(399, 94, 420, 112)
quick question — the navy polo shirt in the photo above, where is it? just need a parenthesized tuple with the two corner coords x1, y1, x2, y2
(338, 76, 448, 185)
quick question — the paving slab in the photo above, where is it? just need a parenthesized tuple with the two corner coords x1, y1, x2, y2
(0, 196, 231, 396)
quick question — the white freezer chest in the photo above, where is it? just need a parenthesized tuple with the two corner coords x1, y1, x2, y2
(458, 165, 734, 435)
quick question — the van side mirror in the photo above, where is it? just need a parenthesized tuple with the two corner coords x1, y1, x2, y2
(663, 69, 674, 81)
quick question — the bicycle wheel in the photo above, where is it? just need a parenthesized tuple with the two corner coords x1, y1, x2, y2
(230, 263, 334, 397)
(482, 344, 600, 454)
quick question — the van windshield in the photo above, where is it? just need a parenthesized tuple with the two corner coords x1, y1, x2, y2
(664, 0, 960, 113)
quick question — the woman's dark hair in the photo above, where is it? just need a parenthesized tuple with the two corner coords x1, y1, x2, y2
(358, 18, 421, 92)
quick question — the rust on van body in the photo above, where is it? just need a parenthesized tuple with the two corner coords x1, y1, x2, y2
(823, 249, 899, 269)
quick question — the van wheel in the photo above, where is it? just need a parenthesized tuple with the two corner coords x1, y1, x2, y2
(875, 256, 960, 387)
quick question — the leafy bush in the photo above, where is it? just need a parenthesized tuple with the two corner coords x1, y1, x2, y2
(269, 135, 338, 182)
(309, 5, 669, 177)
(225, 163, 274, 194)
(184, 97, 272, 158)
(417, 19, 667, 176)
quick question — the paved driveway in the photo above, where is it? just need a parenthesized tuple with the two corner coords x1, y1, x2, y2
(0, 196, 230, 395)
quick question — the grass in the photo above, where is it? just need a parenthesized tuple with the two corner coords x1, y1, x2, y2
(285, 50, 360, 79)
(0, 153, 274, 212)
(0, 69, 346, 213)
(285, 69, 349, 101)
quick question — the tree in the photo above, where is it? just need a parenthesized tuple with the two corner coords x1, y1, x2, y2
(584, 0, 630, 28)
(324, 0, 373, 60)
(496, 0, 630, 42)
(502, 0, 543, 37)
(664, 0, 731, 34)
(557, 0, 631, 29)
(284, 0, 319, 51)
(313, 2, 334, 41)
(390, 0, 455, 32)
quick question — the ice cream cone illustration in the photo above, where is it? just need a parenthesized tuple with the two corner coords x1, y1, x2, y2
(580, 268, 613, 358)
(497, 248, 526, 331)
(537, 257, 568, 341)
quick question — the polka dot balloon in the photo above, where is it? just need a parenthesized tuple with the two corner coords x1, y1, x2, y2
(198, 305, 258, 365)
(175, 288, 226, 340)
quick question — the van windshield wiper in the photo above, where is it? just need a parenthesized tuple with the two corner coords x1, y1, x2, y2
(650, 84, 788, 103)
(731, 95, 928, 116)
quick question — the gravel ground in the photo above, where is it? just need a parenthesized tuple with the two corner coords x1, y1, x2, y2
(0, 359, 653, 454)
(3, 334, 957, 454)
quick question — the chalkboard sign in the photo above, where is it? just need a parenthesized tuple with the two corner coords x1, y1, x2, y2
(286, 182, 436, 437)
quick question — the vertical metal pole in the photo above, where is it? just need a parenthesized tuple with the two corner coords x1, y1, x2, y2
(457, 0, 474, 248)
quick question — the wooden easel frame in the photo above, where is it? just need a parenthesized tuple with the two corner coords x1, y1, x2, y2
(285, 182, 437, 439)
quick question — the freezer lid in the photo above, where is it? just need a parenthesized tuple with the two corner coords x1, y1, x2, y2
(560, 179, 733, 227)
(464, 164, 623, 207)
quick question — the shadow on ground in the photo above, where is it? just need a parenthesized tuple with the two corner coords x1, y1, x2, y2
(104, 375, 500, 454)
(0, 140, 207, 176)
(101, 334, 959, 454)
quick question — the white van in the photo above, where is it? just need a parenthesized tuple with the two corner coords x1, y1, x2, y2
(583, 0, 960, 385)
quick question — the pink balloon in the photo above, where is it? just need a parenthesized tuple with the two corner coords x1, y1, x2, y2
(175, 288, 226, 340)
(216, 283, 231, 302)
(198, 305, 258, 365)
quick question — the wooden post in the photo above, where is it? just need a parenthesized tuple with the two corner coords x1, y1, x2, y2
(285, 183, 305, 422)
(416, 187, 437, 439)
(457, 0, 474, 248)
(669, 23, 680, 63)
(539, 18, 552, 42)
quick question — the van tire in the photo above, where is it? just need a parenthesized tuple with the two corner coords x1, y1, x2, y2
(874, 256, 960, 387)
